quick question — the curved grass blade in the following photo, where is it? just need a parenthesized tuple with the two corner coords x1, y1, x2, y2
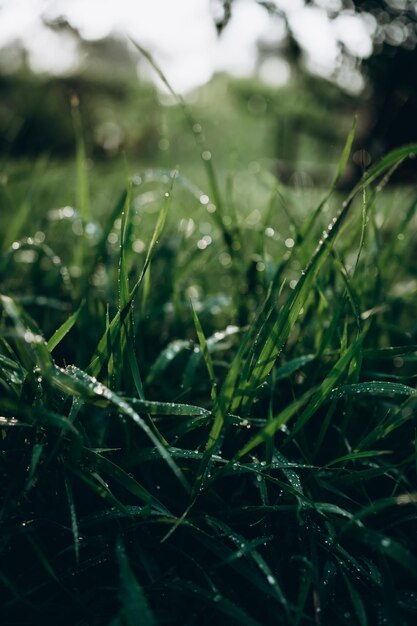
(191, 301, 217, 401)
(348, 144, 417, 203)
(79, 506, 148, 528)
(228, 338, 362, 461)
(64, 471, 80, 564)
(0, 294, 53, 373)
(69, 465, 131, 512)
(346, 525, 417, 580)
(117, 182, 147, 398)
(199, 330, 254, 444)
(114, 539, 157, 626)
(145, 339, 192, 386)
(207, 517, 290, 616)
(300, 117, 356, 240)
(235, 143, 417, 414)
(88, 174, 175, 379)
(47, 301, 84, 353)
(0, 353, 26, 390)
(326, 450, 392, 467)
(1, 239, 72, 292)
(47, 365, 189, 491)
(192, 288, 279, 492)
(24, 443, 44, 495)
(353, 175, 369, 273)
(331, 250, 362, 330)
(182, 324, 240, 391)
(130, 39, 235, 254)
(342, 573, 368, 626)
(26, 535, 59, 583)
(82, 448, 170, 515)
(129, 398, 210, 418)
(232, 200, 354, 413)
(363, 344, 417, 359)
(275, 354, 316, 381)
(329, 381, 417, 401)
(166, 579, 263, 626)
(0, 397, 82, 442)
(288, 335, 364, 440)
(80, 190, 127, 295)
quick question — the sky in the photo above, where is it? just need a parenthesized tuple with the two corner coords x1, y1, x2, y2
(0, 0, 374, 93)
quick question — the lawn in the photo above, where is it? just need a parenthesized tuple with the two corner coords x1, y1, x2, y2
(1, 70, 417, 625)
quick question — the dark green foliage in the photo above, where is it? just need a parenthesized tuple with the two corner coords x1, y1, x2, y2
(0, 72, 160, 159)
(220, 0, 417, 166)
(1, 81, 417, 626)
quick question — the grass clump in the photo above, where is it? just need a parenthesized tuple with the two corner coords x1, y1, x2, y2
(1, 77, 417, 624)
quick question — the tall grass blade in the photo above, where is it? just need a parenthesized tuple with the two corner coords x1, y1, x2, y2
(115, 539, 157, 626)
(130, 40, 234, 253)
(232, 145, 417, 414)
(71, 94, 90, 221)
(82, 449, 170, 515)
(47, 365, 189, 490)
(64, 471, 80, 564)
(166, 579, 263, 626)
(288, 335, 364, 439)
(191, 301, 217, 401)
(88, 174, 175, 379)
(300, 118, 356, 240)
(47, 301, 84, 353)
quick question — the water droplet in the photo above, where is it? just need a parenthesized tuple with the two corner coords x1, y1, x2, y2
(0, 416, 18, 427)
(23, 330, 43, 344)
(33, 231, 45, 244)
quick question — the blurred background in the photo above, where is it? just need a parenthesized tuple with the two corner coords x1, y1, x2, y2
(1, 0, 417, 188)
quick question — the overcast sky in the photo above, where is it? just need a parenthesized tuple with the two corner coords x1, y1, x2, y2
(0, 0, 374, 92)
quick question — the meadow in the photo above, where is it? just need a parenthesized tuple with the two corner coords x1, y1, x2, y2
(1, 63, 417, 625)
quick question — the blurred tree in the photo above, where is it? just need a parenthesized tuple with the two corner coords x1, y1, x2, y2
(350, 0, 417, 159)
(0, 72, 160, 159)
(213, 0, 417, 168)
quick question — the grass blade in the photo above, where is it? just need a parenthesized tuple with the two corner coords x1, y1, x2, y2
(88, 174, 175, 379)
(47, 365, 189, 491)
(71, 94, 90, 221)
(115, 539, 157, 626)
(47, 301, 84, 353)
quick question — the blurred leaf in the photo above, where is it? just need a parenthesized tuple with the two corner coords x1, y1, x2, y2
(115, 539, 157, 626)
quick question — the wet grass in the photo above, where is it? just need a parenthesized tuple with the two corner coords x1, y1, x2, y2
(1, 74, 417, 624)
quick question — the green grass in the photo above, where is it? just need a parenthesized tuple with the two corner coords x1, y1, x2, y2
(2, 72, 417, 625)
